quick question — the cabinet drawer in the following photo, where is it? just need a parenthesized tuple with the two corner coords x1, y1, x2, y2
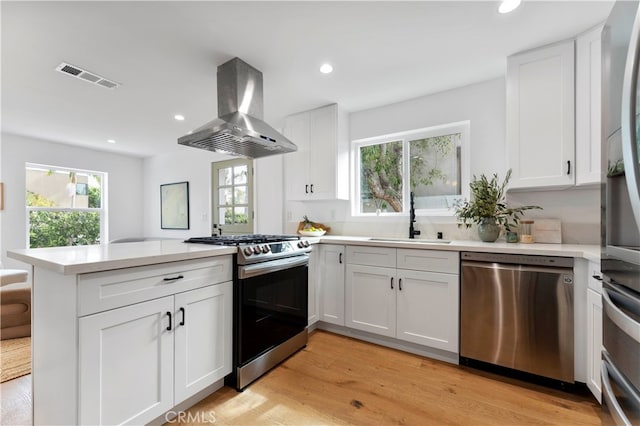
(346, 246, 396, 268)
(396, 249, 459, 274)
(78, 256, 232, 316)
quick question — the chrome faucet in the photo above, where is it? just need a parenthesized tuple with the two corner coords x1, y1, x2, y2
(409, 192, 420, 239)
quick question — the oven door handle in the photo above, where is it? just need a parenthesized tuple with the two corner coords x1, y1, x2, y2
(239, 255, 309, 279)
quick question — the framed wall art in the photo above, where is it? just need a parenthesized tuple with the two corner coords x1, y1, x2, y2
(160, 181, 189, 230)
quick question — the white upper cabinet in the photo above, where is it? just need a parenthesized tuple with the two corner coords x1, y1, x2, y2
(576, 25, 603, 186)
(507, 40, 576, 189)
(283, 103, 349, 201)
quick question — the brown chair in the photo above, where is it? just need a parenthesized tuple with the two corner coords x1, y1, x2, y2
(1, 269, 31, 340)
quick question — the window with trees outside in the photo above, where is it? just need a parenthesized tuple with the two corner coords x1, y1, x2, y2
(353, 121, 469, 216)
(212, 158, 254, 234)
(26, 164, 106, 248)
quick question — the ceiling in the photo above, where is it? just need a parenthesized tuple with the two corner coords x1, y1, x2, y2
(1, 1, 614, 158)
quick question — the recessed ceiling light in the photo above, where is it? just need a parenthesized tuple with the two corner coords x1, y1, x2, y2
(107, 139, 116, 144)
(174, 114, 185, 121)
(498, 0, 521, 14)
(320, 63, 333, 74)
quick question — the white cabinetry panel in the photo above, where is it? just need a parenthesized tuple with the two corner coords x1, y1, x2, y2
(174, 282, 232, 403)
(576, 25, 603, 186)
(319, 244, 345, 325)
(507, 40, 575, 189)
(79, 297, 174, 426)
(345, 264, 396, 337)
(396, 269, 459, 351)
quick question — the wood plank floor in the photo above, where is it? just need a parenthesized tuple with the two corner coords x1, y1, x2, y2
(0, 330, 600, 425)
(168, 330, 601, 425)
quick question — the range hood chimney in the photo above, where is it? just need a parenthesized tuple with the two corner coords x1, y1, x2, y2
(178, 58, 297, 158)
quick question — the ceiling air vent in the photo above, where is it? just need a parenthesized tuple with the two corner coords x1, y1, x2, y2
(55, 62, 120, 89)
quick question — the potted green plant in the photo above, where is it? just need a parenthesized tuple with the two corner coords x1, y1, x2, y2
(454, 169, 542, 242)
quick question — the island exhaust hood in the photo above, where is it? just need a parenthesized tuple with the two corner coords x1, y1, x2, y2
(178, 57, 297, 158)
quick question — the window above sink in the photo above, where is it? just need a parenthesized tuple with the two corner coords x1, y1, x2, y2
(351, 120, 470, 218)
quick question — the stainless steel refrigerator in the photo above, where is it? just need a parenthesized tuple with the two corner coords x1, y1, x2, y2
(601, 1, 640, 424)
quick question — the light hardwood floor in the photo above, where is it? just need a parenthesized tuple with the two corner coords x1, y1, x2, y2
(168, 330, 600, 425)
(0, 330, 601, 425)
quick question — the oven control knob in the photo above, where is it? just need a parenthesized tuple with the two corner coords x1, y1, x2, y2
(253, 246, 262, 255)
(262, 245, 270, 253)
(243, 247, 253, 256)
(303, 240, 310, 248)
(297, 241, 304, 248)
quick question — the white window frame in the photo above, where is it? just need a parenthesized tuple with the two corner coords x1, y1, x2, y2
(25, 163, 108, 247)
(211, 158, 254, 235)
(351, 121, 470, 217)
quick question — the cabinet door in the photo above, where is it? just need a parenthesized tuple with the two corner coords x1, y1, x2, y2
(319, 245, 345, 325)
(587, 287, 603, 403)
(174, 282, 232, 403)
(396, 269, 459, 352)
(308, 104, 337, 199)
(283, 111, 311, 201)
(345, 264, 396, 337)
(507, 40, 575, 189)
(576, 25, 603, 186)
(79, 297, 174, 426)
(308, 248, 320, 325)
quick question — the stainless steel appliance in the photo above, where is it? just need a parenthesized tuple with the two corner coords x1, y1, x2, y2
(460, 251, 575, 383)
(602, 1, 640, 423)
(177, 58, 297, 158)
(185, 234, 311, 390)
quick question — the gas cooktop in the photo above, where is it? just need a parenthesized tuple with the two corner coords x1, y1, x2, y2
(184, 234, 300, 246)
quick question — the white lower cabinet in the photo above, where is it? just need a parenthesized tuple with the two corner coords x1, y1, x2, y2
(319, 244, 345, 325)
(79, 281, 232, 425)
(345, 264, 396, 337)
(396, 269, 459, 351)
(308, 248, 320, 326)
(345, 246, 459, 353)
(586, 262, 603, 403)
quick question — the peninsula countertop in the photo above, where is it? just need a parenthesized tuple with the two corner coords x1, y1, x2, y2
(7, 239, 237, 275)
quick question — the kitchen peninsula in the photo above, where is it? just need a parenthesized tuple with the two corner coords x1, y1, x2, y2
(8, 240, 236, 425)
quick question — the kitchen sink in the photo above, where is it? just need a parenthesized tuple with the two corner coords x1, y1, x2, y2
(368, 237, 451, 244)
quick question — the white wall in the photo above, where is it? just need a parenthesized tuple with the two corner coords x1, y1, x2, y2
(286, 77, 600, 244)
(142, 148, 284, 239)
(1, 133, 145, 268)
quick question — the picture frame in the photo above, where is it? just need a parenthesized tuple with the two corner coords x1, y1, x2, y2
(160, 181, 190, 230)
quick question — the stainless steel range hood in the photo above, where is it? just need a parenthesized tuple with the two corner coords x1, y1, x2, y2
(178, 58, 297, 158)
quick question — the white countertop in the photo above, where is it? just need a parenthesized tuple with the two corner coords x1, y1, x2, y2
(8, 236, 600, 276)
(7, 240, 237, 275)
(312, 235, 601, 263)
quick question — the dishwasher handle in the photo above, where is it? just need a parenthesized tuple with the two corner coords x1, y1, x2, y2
(462, 260, 574, 276)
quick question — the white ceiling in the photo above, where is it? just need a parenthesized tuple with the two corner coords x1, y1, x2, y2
(1, 1, 614, 158)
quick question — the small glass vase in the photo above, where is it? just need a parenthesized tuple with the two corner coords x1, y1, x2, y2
(506, 231, 518, 243)
(477, 218, 501, 242)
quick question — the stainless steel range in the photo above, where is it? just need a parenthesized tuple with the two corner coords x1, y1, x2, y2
(185, 234, 311, 390)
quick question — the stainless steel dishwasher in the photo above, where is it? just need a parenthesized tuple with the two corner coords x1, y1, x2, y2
(460, 251, 575, 383)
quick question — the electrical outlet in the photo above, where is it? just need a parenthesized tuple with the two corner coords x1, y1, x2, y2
(330, 209, 336, 220)
(201, 213, 208, 222)
(287, 210, 292, 221)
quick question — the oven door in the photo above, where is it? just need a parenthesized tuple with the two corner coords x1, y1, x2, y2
(237, 256, 308, 366)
